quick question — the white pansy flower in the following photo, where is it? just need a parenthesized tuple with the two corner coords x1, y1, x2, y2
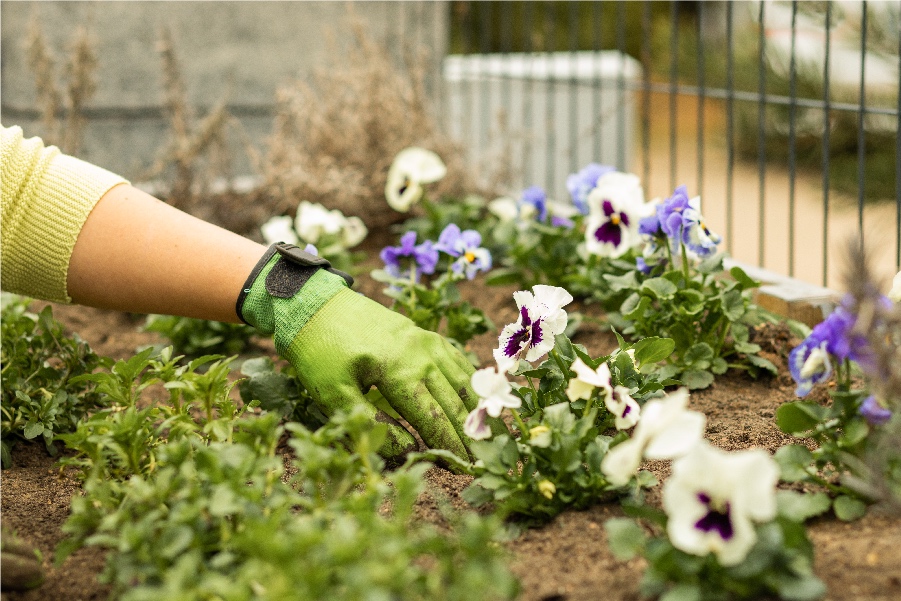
(463, 364, 520, 441)
(295, 201, 346, 244)
(606, 386, 641, 430)
(471, 366, 520, 418)
(385, 147, 447, 212)
(260, 215, 300, 246)
(601, 388, 706, 486)
(664, 442, 779, 566)
(341, 216, 368, 248)
(889, 270, 901, 303)
(565, 358, 612, 402)
(487, 196, 520, 222)
(493, 285, 574, 370)
(584, 171, 646, 258)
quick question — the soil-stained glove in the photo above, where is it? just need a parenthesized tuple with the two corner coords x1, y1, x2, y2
(237, 243, 481, 461)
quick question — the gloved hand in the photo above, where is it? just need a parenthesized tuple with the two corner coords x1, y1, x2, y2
(238, 243, 491, 461)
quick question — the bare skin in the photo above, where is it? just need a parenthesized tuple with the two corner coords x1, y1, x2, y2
(67, 183, 264, 323)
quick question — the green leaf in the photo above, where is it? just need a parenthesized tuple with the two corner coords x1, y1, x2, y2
(604, 518, 646, 560)
(675, 289, 706, 315)
(641, 277, 678, 300)
(777, 490, 831, 522)
(623, 296, 651, 321)
(484, 268, 524, 286)
(684, 342, 714, 367)
(729, 266, 761, 290)
(681, 369, 714, 390)
(833, 495, 867, 521)
(711, 357, 728, 375)
(776, 402, 826, 434)
(23, 420, 44, 439)
(746, 354, 778, 375)
(719, 289, 746, 321)
(603, 271, 640, 292)
(774, 445, 814, 482)
(775, 574, 827, 601)
(633, 337, 675, 366)
(659, 584, 701, 601)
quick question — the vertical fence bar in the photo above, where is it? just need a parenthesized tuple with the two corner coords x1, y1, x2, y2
(897, 4, 901, 270)
(669, 1, 679, 191)
(725, 2, 735, 257)
(568, 1, 579, 177)
(641, 1, 652, 184)
(477, 1, 491, 155)
(616, 0, 626, 170)
(696, 3, 706, 199)
(757, 1, 767, 267)
(544, 2, 556, 192)
(592, 1, 603, 161)
(822, 3, 832, 286)
(857, 1, 868, 245)
(787, 1, 798, 277)
(523, 1, 534, 186)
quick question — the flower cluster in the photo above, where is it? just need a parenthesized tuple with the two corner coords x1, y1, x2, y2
(261, 200, 367, 251)
(381, 225, 492, 283)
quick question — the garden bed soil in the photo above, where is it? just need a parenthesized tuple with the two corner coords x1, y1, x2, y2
(3, 235, 901, 601)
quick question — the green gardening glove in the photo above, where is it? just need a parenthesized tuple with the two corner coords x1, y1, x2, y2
(238, 243, 482, 461)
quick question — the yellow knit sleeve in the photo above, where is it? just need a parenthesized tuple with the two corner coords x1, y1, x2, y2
(1, 125, 129, 303)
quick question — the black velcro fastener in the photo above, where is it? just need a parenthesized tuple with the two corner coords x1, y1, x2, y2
(265, 258, 320, 298)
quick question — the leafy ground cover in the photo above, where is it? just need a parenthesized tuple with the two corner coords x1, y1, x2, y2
(3, 226, 901, 600)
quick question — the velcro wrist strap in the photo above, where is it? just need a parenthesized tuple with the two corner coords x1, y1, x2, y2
(236, 243, 353, 349)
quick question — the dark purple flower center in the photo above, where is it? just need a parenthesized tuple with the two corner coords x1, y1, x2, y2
(594, 200, 630, 247)
(694, 492, 734, 540)
(503, 307, 544, 358)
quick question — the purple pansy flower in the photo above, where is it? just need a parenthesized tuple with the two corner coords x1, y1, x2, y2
(434, 224, 492, 280)
(520, 186, 548, 222)
(789, 305, 860, 396)
(859, 395, 892, 426)
(653, 186, 721, 257)
(566, 163, 616, 215)
(380, 231, 438, 280)
(493, 285, 573, 370)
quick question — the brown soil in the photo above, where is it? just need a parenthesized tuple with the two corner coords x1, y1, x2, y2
(3, 235, 900, 601)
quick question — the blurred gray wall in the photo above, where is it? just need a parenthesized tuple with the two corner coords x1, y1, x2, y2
(1, 1, 449, 180)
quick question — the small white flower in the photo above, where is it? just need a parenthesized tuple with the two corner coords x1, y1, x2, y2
(385, 147, 447, 212)
(471, 366, 520, 418)
(889, 270, 901, 303)
(295, 201, 346, 244)
(565, 358, 612, 402)
(463, 365, 520, 441)
(487, 196, 520, 222)
(260, 215, 300, 246)
(601, 388, 705, 486)
(664, 442, 779, 566)
(341, 216, 368, 248)
(584, 172, 646, 258)
(464, 405, 492, 440)
(606, 386, 641, 430)
(493, 285, 573, 370)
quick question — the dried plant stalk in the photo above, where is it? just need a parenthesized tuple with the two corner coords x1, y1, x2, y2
(259, 17, 489, 231)
(62, 25, 98, 155)
(146, 28, 234, 213)
(24, 17, 62, 143)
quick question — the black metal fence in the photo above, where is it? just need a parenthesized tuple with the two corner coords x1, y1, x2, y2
(444, 0, 901, 290)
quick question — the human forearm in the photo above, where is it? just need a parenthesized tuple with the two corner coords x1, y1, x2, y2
(67, 183, 264, 323)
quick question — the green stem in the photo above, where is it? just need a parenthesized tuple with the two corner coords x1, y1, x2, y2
(510, 408, 530, 441)
(408, 266, 418, 310)
(680, 241, 691, 287)
(525, 376, 540, 409)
